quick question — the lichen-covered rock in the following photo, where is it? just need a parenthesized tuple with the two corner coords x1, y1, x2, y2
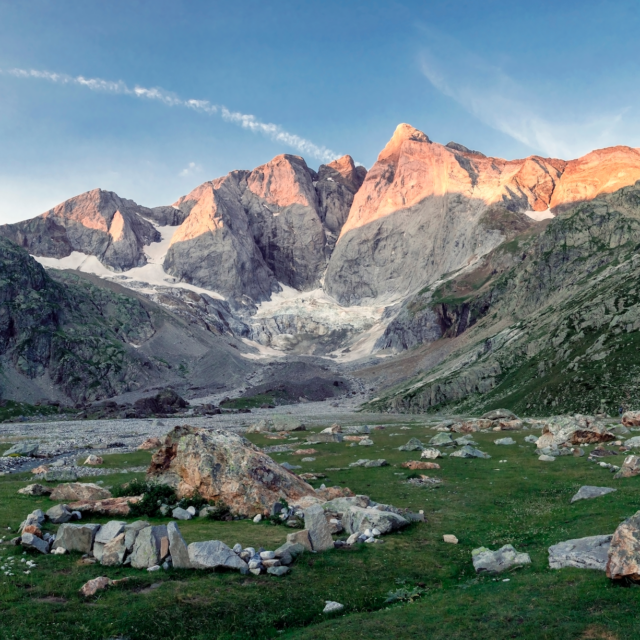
(2, 443, 39, 457)
(18, 484, 52, 496)
(614, 455, 640, 479)
(472, 545, 531, 573)
(67, 496, 141, 516)
(50, 483, 112, 502)
(607, 511, 640, 580)
(130, 525, 168, 569)
(549, 535, 612, 570)
(147, 426, 317, 516)
(622, 411, 640, 427)
(167, 522, 191, 569)
(342, 506, 409, 535)
(101, 533, 127, 566)
(398, 438, 425, 451)
(537, 416, 614, 448)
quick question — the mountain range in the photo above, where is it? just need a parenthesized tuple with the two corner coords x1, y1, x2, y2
(3, 123, 640, 414)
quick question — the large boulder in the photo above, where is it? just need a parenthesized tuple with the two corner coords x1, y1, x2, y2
(614, 455, 640, 479)
(622, 411, 640, 427)
(187, 540, 248, 571)
(50, 483, 112, 502)
(607, 511, 640, 580)
(342, 506, 409, 535)
(146, 426, 318, 516)
(549, 535, 612, 570)
(134, 388, 188, 416)
(53, 523, 101, 554)
(472, 545, 531, 574)
(537, 415, 614, 448)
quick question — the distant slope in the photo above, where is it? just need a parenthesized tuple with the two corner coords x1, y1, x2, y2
(365, 181, 640, 416)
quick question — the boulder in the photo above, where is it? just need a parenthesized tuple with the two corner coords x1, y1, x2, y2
(342, 506, 409, 535)
(124, 520, 150, 552)
(570, 486, 616, 503)
(538, 454, 556, 462)
(147, 426, 317, 516)
(443, 534, 458, 544)
(286, 530, 313, 551)
(134, 388, 188, 416)
(482, 409, 517, 421)
(420, 448, 442, 459)
(304, 504, 334, 552)
(95, 521, 127, 545)
(614, 455, 640, 479)
(537, 415, 614, 448)
(53, 523, 101, 554)
(357, 438, 373, 446)
(320, 424, 342, 434)
(450, 446, 491, 459)
(50, 483, 112, 502)
(623, 436, 640, 447)
(274, 541, 306, 562)
(130, 525, 168, 569)
(167, 522, 191, 569)
(494, 438, 516, 445)
(267, 566, 290, 576)
(172, 507, 192, 521)
(46, 504, 73, 524)
(549, 535, 612, 570)
(401, 461, 441, 470)
(83, 455, 103, 465)
(2, 442, 39, 457)
(472, 545, 531, 573)
(138, 437, 162, 450)
(21, 532, 49, 554)
(310, 433, 343, 443)
(607, 511, 640, 580)
(322, 495, 370, 514)
(451, 419, 494, 433)
(348, 459, 388, 468)
(398, 438, 425, 452)
(323, 601, 344, 614)
(622, 411, 640, 427)
(272, 418, 306, 432)
(17, 483, 52, 496)
(67, 496, 141, 516)
(187, 540, 248, 571)
(101, 533, 127, 566)
(79, 576, 113, 597)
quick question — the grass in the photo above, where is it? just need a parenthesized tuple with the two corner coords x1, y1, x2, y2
(1, 421, 639, 639)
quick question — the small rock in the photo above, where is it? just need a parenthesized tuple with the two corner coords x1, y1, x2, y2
(401, 461, 440, 470)
(420, 448, 442, 459)
(323, 601, 344, 614)
(267, 565, 290, 576)
(614, 455, 640, 479)
(79, 576, 113, 597)
(570, 486, 616, 503)
(524, 435, 539, 444)
(186, 506, 197, 516)
(172, 507, 192, 521)
(443, 534, 458, 544)
(450, 446, 491, 459)
(46, 504, 73, 524)
(17, 484, 52, 496)
(538, 455, 556, 462)
(398, 438, 424, 452)
(83, 455, 103, 466)
(253, 514, 262, 523)
(358, 439, 374, 446)
(472, 545, 531, 573)
(138, 437, 162, 450)
(21, 532, 49, 554)
(494, 438, 516, 446)
(260, 550, 276, 560)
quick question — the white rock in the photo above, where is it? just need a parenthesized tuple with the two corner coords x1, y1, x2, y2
(443, 534, 458, 544)
(323, 601, 344, 614)
(147, 565, 161, 572)
(372, 528, 381, 536)
(253, 514, 262, 523)
(260, 550, 276, 560)
(186, 506, 197, 516)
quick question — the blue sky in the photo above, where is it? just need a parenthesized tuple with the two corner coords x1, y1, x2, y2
(1, 0, 639, 222)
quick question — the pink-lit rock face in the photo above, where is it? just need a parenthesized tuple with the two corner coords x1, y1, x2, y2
(0, 188, 160, 271)
(324, 124, 640, 305)
(164, 153, 365, 300)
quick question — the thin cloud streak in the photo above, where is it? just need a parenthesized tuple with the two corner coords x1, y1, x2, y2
(3, 68, 340, 163)
(418, 31, 630, 159)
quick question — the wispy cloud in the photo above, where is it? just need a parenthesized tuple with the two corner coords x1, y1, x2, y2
(2, 68, 340, 163)
(418, 30, 630, 159)
(178, 161, 202, 178)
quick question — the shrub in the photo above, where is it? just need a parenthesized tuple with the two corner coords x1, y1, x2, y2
(205, 500, 232, 521)
(111, 480, 177, 518)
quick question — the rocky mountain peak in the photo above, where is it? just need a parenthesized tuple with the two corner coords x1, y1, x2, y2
(322, 155, 367, 191)
(377, 123, 431, 164)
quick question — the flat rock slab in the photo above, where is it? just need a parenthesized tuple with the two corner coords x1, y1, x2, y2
(571, 486, 616, 503)
(342, 506, 409, 535)
(548, 535, 612, 570)
(472, 544, 531, 574)
(167, 521, 191, 569)
(187, 540, 248, 571)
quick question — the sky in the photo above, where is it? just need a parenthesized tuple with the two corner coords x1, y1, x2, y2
(1, 0, 640, 223)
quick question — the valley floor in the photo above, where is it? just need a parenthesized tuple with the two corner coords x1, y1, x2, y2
(0, 413, 639, 639)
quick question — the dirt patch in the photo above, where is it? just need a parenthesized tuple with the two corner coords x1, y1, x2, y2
(581, 625, 619, 640)
(34, 596, 68, 604)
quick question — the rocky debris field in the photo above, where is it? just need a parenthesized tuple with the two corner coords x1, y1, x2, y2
(2, 408, 640, 639)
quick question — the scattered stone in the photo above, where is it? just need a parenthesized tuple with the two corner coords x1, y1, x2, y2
(348, 459, 388, 468)
(21, 532, 50, 554)
(430, 433, 455, 446)
(253, 514, 262, 523)
(524, 435, 539, 444)
(537, 415, 614, 448)
(267, 565, 290, 576)
(101, 533, 127, 566)
(2, 442, 39, 457)
(187, 540, 249, 571)
(304, 504, 334, 552)
(342, 506, 409, 535)
(358, 439, 373, 446)
(293, 449, 318, 455)
(401, 461, 440, 470)
(538, 455, 556, 462)
(420, 448, 442, 459)
(320, 424, 342, 434)
(53, 523, 101, 554)
(301, 457, 316, 462)
(398, 438, 425, 452)
(570, 486, 616, 503)
(323, 601, 344, 614)
(43, 469, 78, 483)
(623, 436, 640, 447)
(50, 483, 112, 502)
(286, 529, 313, 551)
(494, 438, 516, 445)
(46, 504, 73, 524)
(83, 455, 103, 466)
(614, 455, 640, 479)
(548, 535, 612, 570)
(172, 507, 192, 521)
(280, 462, 302, 471)
(406, 475, 443, 487)
(79, 576, 113, 597)
(443, 534, 458, 544)
(472, 545, 531, 574)
(607, 510, 640, 580)
(18, 483, 52, 496)
(31, 465, 50, 475)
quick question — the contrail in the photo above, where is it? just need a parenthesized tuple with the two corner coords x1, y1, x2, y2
(3, 68, 340, 163)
